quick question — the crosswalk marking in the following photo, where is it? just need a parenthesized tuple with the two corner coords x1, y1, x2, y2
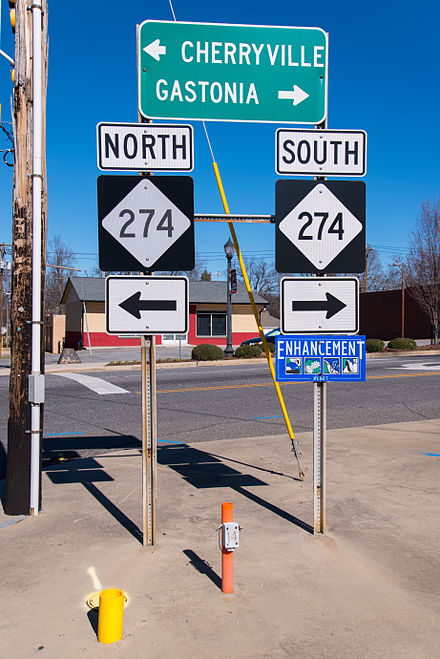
(53, 373, 129, 395)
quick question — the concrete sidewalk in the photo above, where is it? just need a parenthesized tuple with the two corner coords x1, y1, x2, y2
(1, 418, 439, 657)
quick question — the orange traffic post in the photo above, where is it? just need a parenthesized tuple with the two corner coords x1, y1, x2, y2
(221, 502, 234, 593)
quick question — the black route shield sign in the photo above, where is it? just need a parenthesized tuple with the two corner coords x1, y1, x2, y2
(275, 180, 365, 274)
(98, 175, 194, 272)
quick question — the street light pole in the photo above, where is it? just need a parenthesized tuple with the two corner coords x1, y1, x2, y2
(224, 238, 234, 356)
(401, 263, 405, 338)
(393, 262, 405, 338)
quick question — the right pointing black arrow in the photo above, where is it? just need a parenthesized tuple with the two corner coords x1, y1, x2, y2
(292, 293, 347, 319)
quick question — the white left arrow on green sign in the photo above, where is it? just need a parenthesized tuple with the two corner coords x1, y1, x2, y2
(144, 38, 167, 61)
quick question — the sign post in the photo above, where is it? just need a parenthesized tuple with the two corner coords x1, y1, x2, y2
(138, 20, 328, 124)
(313, 381, 326, 534)
(105, 273, 188, 546)
(276, 333, 366, 533)
(141, 335, 156, 546)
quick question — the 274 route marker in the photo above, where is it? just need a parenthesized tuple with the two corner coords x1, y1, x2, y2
(276, 180, 365, 274)
(97, 175, 194, 272)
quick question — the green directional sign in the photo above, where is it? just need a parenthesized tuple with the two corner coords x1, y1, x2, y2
(138, 21, 328, 124)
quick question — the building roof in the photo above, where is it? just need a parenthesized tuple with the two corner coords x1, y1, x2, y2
(188, 280, 267, 304)
(61, 277, 267, 305)
(61, 277, 105, 304)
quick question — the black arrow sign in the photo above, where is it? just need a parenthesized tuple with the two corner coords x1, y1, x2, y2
(119, 291, 177, 319)
(292, 293, 346, 319)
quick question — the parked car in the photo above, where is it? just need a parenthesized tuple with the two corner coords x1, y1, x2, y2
(240, 328, 281, 346)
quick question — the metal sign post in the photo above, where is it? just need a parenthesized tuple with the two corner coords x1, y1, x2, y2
(276, 333, 366, 532)
(313, 381, 326, 534)
(141, 335, 157, 546)
(105, 274, 188, 546)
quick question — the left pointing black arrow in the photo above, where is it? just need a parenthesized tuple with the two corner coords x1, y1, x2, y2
(119, 291, 177, 319)
(292, 292, 346, 319)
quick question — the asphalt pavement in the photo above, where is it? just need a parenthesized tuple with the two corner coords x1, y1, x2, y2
(1, 350, 440, 481)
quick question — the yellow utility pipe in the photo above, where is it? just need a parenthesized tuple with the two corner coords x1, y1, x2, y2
(212, 161, 304, 479)
(97, 588, 124, 644)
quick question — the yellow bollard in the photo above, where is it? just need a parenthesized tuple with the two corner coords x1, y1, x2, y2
(97, 588, 124, 644)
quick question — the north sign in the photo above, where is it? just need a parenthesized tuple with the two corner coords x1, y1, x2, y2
(281, 277, 359, 334)
(276, 334, 366, 382)
(275, 180, 365, 274)
(106, 276, 188, 335)
(276, 129, 367, 176)
(97, 123, 194, 171)
(98, 175, 194, 272)
(138, 20, 327, 124)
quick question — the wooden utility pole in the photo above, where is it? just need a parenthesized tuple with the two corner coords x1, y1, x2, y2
(5, 0, 48, 515)
(0, 244, 5, 358)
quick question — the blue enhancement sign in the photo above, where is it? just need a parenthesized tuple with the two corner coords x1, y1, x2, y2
(276, 335, 366, 383)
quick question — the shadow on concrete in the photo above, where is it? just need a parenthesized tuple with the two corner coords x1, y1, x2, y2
(158, 444, 312, 534)
(0, 478, 5, 509)
(235, 486, 313, 534)
(83, 482, 143, 544)
(0, 440, 7, 482)
(183, 549, 222, 590)
(207, 451, 302, 482)
(87, 608, 99, 637)
(42, 434, 140, 463)
(45, 457, 143, 544)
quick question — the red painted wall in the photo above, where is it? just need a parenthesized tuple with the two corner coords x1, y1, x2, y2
(65, 331, 162, 348)
(187, 304, 259, 346)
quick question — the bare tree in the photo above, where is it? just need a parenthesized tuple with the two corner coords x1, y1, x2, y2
(406, 199, 440, 344)
(156, 252, 207, 280)
(45, 235, 76, 314)
(235, 257, 280, 297)
(359, 246, 385, 292)
(263, 292, 280, 319)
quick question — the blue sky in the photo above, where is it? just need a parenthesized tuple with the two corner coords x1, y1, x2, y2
(0, 0, 439, 278)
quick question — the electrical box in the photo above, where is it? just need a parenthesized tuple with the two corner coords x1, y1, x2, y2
(222, 522, 239, 550)
(28, 373, 45, 404)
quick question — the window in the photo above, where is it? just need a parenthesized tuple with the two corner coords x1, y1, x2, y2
(162, 333, 188, 343)
(197, 312, 227, 337)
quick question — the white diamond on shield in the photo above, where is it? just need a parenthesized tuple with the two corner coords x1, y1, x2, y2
(279, 184, 362, 270)
(102, 179, 190, 267)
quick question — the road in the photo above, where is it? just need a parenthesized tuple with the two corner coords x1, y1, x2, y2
(0, 352, 439, 477)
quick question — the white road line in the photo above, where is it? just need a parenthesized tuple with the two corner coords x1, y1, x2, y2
(53, 373, 129, 395)
(391, 362, 440, 371)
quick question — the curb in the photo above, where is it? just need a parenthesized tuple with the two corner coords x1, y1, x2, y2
(0, 350, 439, 376)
